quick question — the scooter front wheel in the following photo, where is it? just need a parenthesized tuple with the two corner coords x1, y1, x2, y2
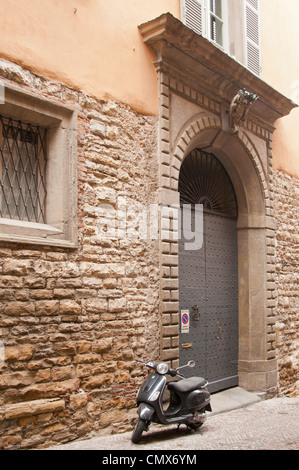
(131, 418, 148, 443)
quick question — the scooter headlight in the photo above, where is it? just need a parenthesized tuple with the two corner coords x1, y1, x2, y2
(156, 363, 169, 375)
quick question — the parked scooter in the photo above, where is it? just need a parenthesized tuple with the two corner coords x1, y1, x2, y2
(132, 359, 211, 443)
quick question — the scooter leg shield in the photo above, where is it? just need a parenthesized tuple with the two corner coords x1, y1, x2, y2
(138, 403, 155, 421)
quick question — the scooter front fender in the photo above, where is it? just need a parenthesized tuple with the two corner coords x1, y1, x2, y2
(138, 403, 155, 421)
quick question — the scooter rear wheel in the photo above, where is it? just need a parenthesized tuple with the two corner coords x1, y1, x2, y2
(131, 418, 147, 443)
(187, 420, 204, 431)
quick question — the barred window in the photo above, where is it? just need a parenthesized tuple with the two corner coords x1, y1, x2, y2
(0, 115, 47, 223)
(0, 82, 77, 248)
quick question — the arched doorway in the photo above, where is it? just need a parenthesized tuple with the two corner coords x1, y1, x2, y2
(178, 149, 239, 393)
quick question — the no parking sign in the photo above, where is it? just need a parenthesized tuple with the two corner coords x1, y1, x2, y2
(181, 309, 190, 334)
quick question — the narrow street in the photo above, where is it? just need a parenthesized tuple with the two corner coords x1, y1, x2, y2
(52, 395, 299, 451)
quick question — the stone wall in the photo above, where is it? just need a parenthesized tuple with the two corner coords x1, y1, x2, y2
(273, 170, 299, 396)
(0, 59, 160, 449)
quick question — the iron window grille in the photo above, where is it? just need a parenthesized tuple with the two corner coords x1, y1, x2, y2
(0, 115, 47, 223)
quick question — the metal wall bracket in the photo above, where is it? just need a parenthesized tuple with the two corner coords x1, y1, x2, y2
(192, 305, 200, 321)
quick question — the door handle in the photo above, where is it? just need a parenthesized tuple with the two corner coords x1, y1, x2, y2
(192, 305, 200, 321)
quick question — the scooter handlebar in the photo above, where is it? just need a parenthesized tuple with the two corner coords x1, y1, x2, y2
(137, 360, 195, 377)
(137, 360, 156, 369)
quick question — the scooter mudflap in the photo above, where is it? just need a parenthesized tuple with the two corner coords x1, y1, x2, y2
(138, 403, 155, 421)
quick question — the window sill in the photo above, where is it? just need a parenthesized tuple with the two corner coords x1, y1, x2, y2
(0, 218, 77, 248)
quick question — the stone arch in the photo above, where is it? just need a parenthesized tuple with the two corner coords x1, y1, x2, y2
(171, 115, 269, 221)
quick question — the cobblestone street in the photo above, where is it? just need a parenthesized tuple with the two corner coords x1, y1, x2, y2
(53, 395, 299, 451)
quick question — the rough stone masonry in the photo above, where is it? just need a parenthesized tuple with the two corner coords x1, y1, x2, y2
(273, 171, 299, 397)
(0, 58, 160, 449)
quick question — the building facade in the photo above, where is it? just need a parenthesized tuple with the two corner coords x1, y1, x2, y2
(0, 0, 298, 449)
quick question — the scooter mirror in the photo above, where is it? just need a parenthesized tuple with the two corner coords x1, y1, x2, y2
(188, 360, 196, 368)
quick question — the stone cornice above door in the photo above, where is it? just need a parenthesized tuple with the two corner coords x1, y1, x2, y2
(139, 13, 296, 126)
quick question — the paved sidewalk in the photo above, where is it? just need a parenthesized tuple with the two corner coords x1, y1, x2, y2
(51, 392, 299, 451)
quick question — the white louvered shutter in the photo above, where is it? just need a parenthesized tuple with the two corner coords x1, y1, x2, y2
(182, 0, 205, 37)
(244, 0, 261, 75)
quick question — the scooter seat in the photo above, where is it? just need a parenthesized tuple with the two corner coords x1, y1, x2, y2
(168, 377, 207, 393)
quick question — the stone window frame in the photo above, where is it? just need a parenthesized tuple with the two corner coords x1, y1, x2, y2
(0, 82, 78, 248)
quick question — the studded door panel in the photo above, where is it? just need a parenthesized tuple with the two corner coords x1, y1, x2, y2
(179, 211, 238, 393)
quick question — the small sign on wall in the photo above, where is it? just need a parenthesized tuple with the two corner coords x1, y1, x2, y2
(181, 309, 190, 334)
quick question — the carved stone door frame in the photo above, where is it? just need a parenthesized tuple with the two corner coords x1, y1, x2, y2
(140, 13, 295, 394)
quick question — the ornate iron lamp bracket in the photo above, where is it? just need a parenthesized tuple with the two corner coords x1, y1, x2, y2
(229, 88, 259, 134)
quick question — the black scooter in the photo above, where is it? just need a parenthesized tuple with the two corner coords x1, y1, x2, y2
(131, 359, 211, 443)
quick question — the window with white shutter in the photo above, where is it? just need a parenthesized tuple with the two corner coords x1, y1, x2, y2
(209, 0, 224, 47)
(181, 0, 204, 37)
(181, 0, 261, 76)
(181, 0, 228, 50)
(244, 0, 261, 76)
